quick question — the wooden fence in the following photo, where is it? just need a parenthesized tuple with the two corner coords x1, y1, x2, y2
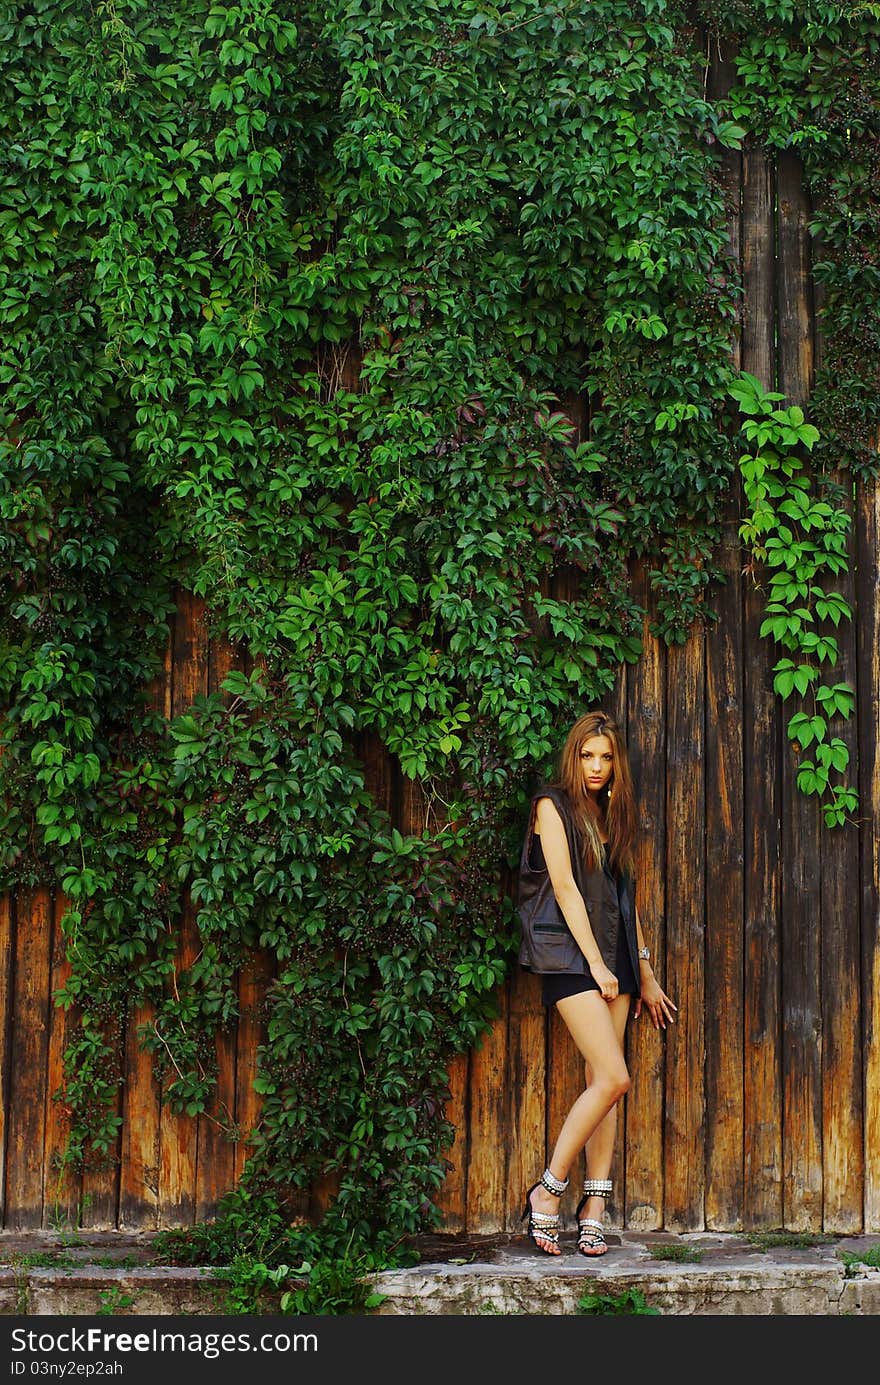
(1, 108, 878, 1236)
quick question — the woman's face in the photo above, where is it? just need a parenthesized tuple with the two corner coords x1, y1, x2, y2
(579, 734, 614, 797)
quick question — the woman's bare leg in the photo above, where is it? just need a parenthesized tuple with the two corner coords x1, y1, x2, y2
(579, 995, 631, 1227)
(527, 991, 630, 1239)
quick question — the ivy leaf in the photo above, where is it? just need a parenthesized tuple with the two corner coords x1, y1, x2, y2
(716, 121, 747, 149)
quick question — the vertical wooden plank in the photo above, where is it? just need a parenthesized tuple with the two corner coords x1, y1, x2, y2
(818, 480, 862, 1231)
(171, 587, 210, 712)
(740, 142, 776, 447)
(336, 338, 363, 395)
(0, 895, 13, 1224)
(777, 149, 823, 1231)
(812, 188, 864, 1232)
(145, 627, 173, 721)
(741, 145, 783, 1228)
(662, 634, 706, 1231)
(398, 772, 428, 838)
(233, 948, 273, 1185)
(704, 523, 746, 1232)
(158, 588, 208, 1226)
(704, 479, 746, 1234)
(814, 190, 863, 1228)
(195, 1071, 236, 1224)
(504, 964, 545, 1232)
(6, 890, 52, 1227)
(355, 730, 395, 819)
(624, 562, 667, 1231)
(228, 602, 266, 1198)
(434, 1051, 469, 1232)
(118, 629, 170, 1229)
(42, 896, 82, 1230)
(464, 987, 508, 1233)
(705, 55, 745, 1232)
(194, 635, 241, 1222)
(857, 476, 880, 1231)
(79, 1050, 122, 1228)
(156, 988, 202, 1229)
(118, 1003, 161, 1229)
(308, 1104, 340, 1216)
(208, 631, 238, 705)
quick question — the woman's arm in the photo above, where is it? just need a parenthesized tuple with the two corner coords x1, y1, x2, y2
(633, 903, 677, 1028)
(534, 797, 618, 997)
(635, 904, 650, 972)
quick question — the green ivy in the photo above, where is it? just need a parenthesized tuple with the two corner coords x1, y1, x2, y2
(702, 1, 880, 480)
(732, 372, 857, 827)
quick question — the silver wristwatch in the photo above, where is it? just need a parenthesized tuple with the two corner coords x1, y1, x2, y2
(638, 946, 650, 961)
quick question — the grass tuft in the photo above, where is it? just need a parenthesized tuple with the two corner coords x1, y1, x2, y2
(745, 1230, 836, 1252)
(647, 1244, 704, 1263)
(1, 1251, 78, 1270)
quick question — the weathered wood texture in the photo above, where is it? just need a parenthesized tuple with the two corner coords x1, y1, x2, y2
(2, 144, 879, 1234)
(704, 53, 745, 1235)
(43, 895, 81, 1229)
(623, 564, 666, 1231)
(5, 891, 53, 1228)
(857, 476, 880, 1233)
(776, 151, 823, 1232)
(118, 632, 170, 1230)
(740, 144, 785, 1231)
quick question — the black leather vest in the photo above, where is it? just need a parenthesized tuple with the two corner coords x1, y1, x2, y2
(517, 785, 638, 977)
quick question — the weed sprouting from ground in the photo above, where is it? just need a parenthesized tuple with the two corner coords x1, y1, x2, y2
(745, 1231, 837, 1252)
(839, 1245, 880, 1276)
(647, 1244, 704, 1263)
(96, 1287, 137, 1315)
(578, 1287, 660, 1315)
(1, 1251, 77, 1270)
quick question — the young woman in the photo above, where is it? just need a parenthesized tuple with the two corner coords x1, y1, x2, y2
(516, 710, 676, 1256)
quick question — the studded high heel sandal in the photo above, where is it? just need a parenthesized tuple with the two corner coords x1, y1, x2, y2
(522, 1168, 569, 1256)
(575, 1177, 612, 1257)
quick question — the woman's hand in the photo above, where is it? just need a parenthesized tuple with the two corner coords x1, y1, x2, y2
(590, 963, 619, 1002)
(633, 971, 677, 1028)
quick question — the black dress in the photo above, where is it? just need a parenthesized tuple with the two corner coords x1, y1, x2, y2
(530, 836, 640, 1007)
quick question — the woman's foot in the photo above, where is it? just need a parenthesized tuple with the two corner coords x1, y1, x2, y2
(526, 1184, 563, 1255)
(577, 1216, 608, 1256)
(522, 1171, 568, 1256)
(576, 1189, 611, 1257)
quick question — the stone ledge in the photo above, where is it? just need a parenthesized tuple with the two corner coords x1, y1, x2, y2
(371, 1261, 849, 1316)
(4, 1261, 878, 1317)
(838, 1274, 880, 1315)
(24, 1267, 226, 1318)
(1, 1230, 879, 1316)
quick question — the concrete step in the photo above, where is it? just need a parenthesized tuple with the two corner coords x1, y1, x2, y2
(1, 1229, 879, 1316)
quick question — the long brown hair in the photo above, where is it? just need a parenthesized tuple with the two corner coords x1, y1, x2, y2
(553, 711, 637, 874)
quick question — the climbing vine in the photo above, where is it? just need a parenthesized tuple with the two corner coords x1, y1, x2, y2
(702, 0, 880, 482)
(732, 372, 857, 826)
(703, 0, 880, 830)
(0, 0, 877, 1301)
